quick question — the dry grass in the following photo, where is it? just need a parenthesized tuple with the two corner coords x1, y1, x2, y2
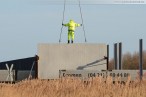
(0, 77, 146, 97)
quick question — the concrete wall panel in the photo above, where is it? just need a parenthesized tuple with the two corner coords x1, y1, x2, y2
(0, 70, 15, 81)
(17, 71, 35, 81)
(38, 43, 107, 79)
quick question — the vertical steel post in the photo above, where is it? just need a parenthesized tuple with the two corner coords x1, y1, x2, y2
(119, 42, 122, 70)
(117, 43, 119, 70)
(139, 39, 143, 80)
(107, 45, 109, 70)
(114, 43, 117, 69)
(35, 55, 39, 79)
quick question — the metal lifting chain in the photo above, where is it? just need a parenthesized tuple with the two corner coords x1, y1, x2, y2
(59, 0, 87, 43)
(78, 0, 87, 42)
(59, 0, 66, 43)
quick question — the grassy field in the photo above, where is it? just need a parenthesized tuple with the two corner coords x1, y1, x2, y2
(0, 77, 146, 97)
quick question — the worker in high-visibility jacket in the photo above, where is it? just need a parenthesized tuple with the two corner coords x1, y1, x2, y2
(62, 19, 82, 43)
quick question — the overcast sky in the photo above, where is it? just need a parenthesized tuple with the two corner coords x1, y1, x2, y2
(0, 0, 146, 61)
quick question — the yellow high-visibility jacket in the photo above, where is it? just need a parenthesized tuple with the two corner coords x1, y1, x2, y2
(63, 20, 81, 31)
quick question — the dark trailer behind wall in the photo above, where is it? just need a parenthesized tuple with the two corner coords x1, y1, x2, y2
(0, 55, 38, 82)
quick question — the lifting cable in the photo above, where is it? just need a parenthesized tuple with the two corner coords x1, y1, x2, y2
(59, 0, 66, 43)
(78, 0, 87, 42)
(59, 0, 87, 43)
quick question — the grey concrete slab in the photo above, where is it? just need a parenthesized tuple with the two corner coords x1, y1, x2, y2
(59, 70, 146, 81)
(38, 43, 107, 79)
(0, 70, 15, 81)
(17, 71, 35, 81)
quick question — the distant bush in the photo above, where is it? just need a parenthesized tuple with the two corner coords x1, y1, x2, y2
(109, 50, 146, 70)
